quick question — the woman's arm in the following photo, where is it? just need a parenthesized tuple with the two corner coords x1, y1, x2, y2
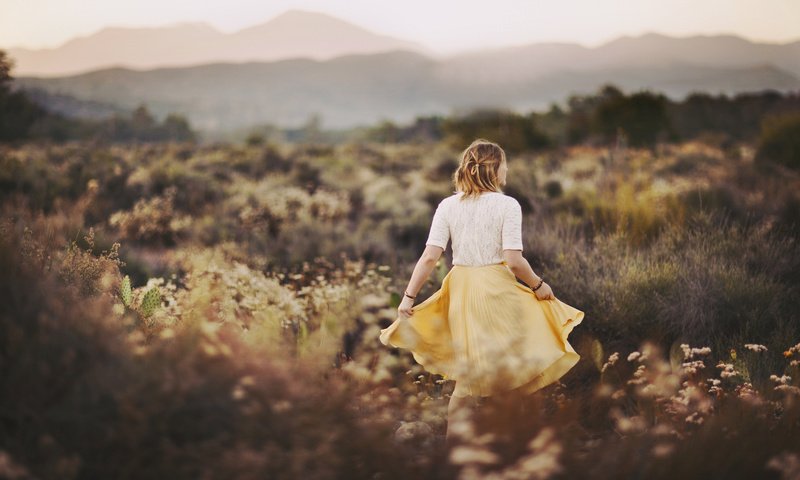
(502, 249, 541, 286)
(503, 249, 554, 299)
(398, 245, 444, 317)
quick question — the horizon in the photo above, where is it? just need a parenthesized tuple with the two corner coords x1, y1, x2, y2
(2, 2, 799, 55)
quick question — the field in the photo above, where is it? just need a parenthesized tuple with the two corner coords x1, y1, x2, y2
(1, 138, 799, 479)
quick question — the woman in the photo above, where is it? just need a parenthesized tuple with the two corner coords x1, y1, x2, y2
(378, 138, 585, 444)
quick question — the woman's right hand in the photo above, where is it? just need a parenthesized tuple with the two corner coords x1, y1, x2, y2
(533, 282, 555, 300)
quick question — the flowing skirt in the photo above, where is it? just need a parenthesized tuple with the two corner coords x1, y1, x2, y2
(379, 261, 584, 398)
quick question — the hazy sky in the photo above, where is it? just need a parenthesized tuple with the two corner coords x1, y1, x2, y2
(1, 0, 798, 53)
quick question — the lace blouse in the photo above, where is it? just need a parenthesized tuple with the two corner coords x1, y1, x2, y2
(425, 191, 523, 266)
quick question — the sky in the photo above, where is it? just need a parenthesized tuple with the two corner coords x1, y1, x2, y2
(1, 0, 798, 53)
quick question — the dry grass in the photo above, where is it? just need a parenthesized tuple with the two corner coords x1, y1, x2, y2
(1, 138, 798, 479)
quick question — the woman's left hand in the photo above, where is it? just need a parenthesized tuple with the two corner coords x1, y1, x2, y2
(398, 295, 415, 318)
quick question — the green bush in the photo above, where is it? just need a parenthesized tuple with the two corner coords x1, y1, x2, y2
(755, 111, 800, 169)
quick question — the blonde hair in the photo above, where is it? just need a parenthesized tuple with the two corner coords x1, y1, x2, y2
(452, 138, 507, 201)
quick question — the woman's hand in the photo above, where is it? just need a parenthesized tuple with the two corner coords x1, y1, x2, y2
(398, 295, 415, 318)
(534, 282, 555, 300)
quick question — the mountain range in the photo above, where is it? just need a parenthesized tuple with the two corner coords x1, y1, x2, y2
(7, 10, 433, 77)
(6, 9, 800, 135)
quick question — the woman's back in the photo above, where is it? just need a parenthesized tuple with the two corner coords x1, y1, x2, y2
(425, 191, 523, 266)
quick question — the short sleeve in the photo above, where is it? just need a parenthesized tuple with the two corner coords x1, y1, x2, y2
(425, 201, 449, 249)
(502, 199, 523, 251)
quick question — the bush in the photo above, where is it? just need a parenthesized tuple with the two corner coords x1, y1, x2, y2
(0, 208, 433, 480)
(755, 111, 800, 169)
(108, 186, 192, 245)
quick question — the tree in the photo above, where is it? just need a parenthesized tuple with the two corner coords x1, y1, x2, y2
(442, 107, 551, 154)
(162, 113, 195, 142)
(755, 112, 800, 170)
(592, 89, 672, 149)
(0, 50, 12, 92)
(0, 49, 47, 141)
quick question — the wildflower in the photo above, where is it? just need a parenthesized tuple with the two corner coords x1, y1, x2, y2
(681, 344, 712, 360)
(640, 384, 656, 396)
(638, 348, 651, 362)
(627, 365, 647, 385)
(685, 412, 704, 425)
(627, 351, 641, 362)
(231, 385, 246, 400)
(271, 399, 292, 413)
(201, 343, 219, 356)
(652, 443, 675, 458)
(716, 361, 739, 379)
(735, 382, 762, 404)
(708, 385, 723, 396)
(594, 383, 613, 398)
(450, 445, 500, 466)
(601, 352, 619, 373)
(681, 360, 706, 374)
(775, 385, 800, 395)
(769, 374, 792, 385)
(744, 344, 768, 353)
(766, 451, 800, 480)
(612, 411, 647, 434)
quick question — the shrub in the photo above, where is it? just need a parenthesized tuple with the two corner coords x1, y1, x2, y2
(755, 111, 800, 169)
(108, 186, 192, 245)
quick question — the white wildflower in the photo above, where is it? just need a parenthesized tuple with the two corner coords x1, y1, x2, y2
(744, 343, 768, 352)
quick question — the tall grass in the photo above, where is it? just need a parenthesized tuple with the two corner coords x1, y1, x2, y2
(1, 138, 798, 478)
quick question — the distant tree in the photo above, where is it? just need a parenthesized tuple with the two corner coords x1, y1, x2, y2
(367, 120, 401, 143)
(565, 90, 607, 145)
(362, 115, 444, 144)
(162, 113, 195, 142)
(667, 89, 798, 144)
(0, 50, 197, 143)
(302, 113, 324, 144)
(592, 89, 672, 149)
(246, 132, 265, 147)
(532, 103, 569, 146)
(96, 104, 195, 143)
(755, 112, 800, 170)
(598, 84, 625, 101)
(442, 107, 551, 154)
(0, 49, 48, 142)
(131, 104, 156, 129)
(129, 104, 156, 140)
(407, 115, 445, 142)
(0, 50, 11, 91)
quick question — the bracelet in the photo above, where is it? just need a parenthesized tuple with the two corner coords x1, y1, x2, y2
(532, 278, 544, 291)
(404, 291, 416, 299)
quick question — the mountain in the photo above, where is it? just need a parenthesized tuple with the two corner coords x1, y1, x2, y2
(14, 46, 800, 134)
(5, 9, 431, 77)
(438, 33, 800, 83)
(8, 16, 800, 135)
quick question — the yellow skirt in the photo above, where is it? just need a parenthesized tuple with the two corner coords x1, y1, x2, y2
(379, 261, 584, 398)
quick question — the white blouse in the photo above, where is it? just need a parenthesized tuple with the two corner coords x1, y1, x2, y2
(425, 191, 524, 266)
